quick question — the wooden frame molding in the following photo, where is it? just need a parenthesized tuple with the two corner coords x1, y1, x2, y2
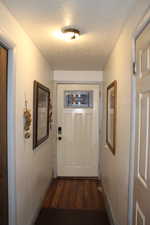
(106, 80, 117, 155)
(33, 81, 50, 149)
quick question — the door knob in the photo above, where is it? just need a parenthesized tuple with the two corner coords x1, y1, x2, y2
(58, 137, 62, 141)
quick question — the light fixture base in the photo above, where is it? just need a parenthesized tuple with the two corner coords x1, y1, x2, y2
(62, 27, 80, 40)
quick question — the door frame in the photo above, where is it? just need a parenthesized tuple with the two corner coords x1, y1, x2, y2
(128, 8, 150, 225)
(55, 81, 103, 178)
(0, 28, 17, 225)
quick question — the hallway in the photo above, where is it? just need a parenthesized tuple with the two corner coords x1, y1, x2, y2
(35, 178, 110, 225)
(0, 0, 149, 225)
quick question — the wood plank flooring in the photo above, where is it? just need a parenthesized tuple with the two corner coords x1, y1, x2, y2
(35, 178, 110, 225)
(43, 178, 105, 210)
(35, 208, 110, 225)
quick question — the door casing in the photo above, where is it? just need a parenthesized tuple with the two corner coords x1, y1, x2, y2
(56, 81, 103, 178)
(129, 8, 150, 225)
(0, 43, 8, 225)
(0, 30, 17, 225)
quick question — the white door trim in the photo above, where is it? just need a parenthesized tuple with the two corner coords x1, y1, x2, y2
(56, 81, 103, 178)
(128, 7, 150, 225)
(0, 27, 17, 225)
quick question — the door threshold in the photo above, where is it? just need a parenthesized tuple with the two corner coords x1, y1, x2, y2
(57, 176, 99, 180)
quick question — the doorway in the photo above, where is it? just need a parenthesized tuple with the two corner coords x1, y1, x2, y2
(0, 44, 8, 225)
(57, 84, 100, 177)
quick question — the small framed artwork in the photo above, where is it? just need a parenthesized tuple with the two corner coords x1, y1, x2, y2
(33, 81, 50, 149)
(106, 80, 117, 155)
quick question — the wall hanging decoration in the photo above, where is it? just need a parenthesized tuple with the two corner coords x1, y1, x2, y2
(106, 80, 117, 155)
(33, 81, 50, 149)
(24, 98, 32, 139)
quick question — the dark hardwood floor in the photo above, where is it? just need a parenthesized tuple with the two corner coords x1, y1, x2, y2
(35, 178, 110, 225)
(43, 178, 105, 210)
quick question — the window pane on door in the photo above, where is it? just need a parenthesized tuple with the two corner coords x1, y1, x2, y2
(64, 90, 93, 108)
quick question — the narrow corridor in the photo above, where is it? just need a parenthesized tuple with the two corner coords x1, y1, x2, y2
(0, 0, 149, 224)
(35, 178, 110, 225)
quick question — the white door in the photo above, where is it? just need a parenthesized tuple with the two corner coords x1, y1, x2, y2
(134, 21, 150, 225)
(57, 84, 99, 177)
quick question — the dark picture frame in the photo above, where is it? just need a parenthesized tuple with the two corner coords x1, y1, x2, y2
(106, 80, 117, 155)
(33, 81, 50, 149)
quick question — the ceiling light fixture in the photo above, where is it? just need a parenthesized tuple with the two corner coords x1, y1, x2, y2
(62, 28, 80, 41)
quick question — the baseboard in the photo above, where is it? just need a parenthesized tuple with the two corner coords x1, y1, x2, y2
(27, 178, 53, 225)
(102, 186, 119, 225)
(103, 192, 115, 225)
(29, 202, 42, 225)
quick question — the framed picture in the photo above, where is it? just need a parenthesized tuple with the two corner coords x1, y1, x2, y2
(106, 80, 117, 155)
(33, 81, 50, 149)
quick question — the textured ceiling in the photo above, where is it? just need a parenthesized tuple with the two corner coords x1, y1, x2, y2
(1, 0, 135, 70)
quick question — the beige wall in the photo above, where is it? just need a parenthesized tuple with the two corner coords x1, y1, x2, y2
(101, 1, 150, 225)
(54, 70, 103, 82)
(0, 2, 54, 225)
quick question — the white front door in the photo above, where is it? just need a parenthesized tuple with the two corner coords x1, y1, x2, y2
(133, 21, 150, 225)
(57, 84, 99, 177)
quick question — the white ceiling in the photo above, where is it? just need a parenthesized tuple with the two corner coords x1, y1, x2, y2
(1, 0, 135, 70)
